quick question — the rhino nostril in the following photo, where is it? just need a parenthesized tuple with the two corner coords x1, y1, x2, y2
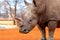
(23, 29, 27, 32)
(20, 25, 23, 27)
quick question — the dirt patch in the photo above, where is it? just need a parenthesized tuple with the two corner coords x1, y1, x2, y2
(0, 27, 60, 40)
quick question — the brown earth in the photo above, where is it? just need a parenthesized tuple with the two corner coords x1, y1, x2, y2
(0, 27, 60, 40)
(0, 21, 60, 40)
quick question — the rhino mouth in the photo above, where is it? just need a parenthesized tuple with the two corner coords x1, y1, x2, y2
(19, 29, 30, 34)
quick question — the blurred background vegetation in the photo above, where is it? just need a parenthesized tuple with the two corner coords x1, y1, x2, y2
(0, 0, 32, 19)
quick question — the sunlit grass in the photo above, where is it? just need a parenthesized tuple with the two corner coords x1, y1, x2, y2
(0, 21, 17, 29)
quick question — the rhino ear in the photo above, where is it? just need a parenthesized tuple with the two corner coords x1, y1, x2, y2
(33, 0, 37, 7)
(24, 0, 30, 5)
(24, 0, 36, 7)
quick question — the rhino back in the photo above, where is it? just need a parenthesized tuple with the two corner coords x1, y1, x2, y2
(46, 0, 60, 21)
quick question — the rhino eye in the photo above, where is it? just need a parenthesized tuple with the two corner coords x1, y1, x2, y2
(29, 20, 32, 21)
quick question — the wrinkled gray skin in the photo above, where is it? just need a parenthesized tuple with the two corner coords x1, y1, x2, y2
(16, 0, 60, 40)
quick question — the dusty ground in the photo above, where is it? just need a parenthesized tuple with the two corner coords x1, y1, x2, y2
(0, 27, 60, 40)
(0, 21, 60, 40)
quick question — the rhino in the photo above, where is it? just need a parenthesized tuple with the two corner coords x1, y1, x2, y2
(16, 0, 60, 40)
